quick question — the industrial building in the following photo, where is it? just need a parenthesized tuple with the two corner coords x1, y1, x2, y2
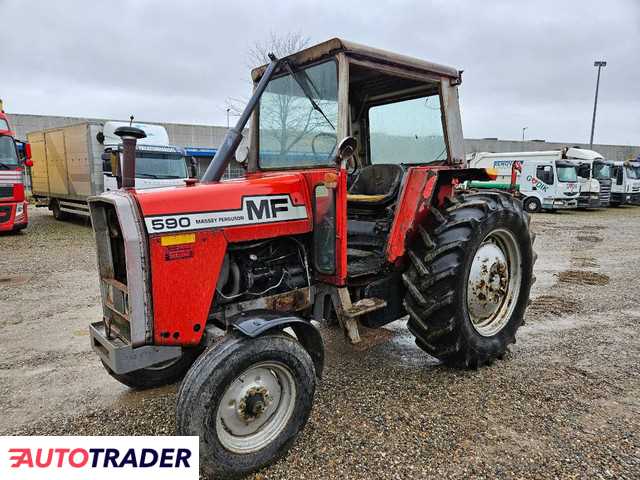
(9, 113, 640, 177)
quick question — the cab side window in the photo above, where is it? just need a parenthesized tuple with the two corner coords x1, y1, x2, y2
(536, 165, 554, 185)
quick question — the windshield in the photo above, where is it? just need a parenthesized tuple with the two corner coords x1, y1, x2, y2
(259, 60, 338, 169)
(557, 165, 578, 182)
(626, 165, 640, 180)
(593, 162, 611, 180)
(0, 136, 19, 168)
(135, 151, 188, 179)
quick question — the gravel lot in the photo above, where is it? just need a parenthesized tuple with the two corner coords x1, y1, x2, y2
(1, 205, 639, 479)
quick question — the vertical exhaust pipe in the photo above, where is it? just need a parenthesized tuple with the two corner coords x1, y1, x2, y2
(114, 126, 146, 189)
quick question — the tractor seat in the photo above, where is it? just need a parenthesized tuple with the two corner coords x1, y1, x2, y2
(347, 164, 403, 206)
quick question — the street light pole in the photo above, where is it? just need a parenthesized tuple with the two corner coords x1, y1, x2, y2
(522, 127, 528, 142)
(589, 60, 606, 149)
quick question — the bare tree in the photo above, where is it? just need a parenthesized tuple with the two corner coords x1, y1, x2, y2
(225, 32, 311, 117)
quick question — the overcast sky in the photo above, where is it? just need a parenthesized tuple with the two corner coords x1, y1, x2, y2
(1, 0, 638, 145)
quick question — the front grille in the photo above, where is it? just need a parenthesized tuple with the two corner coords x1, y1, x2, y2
(0, 186, 12, 199)
(89, 194, 152, 346)
(598, 180, 611, 204)
(0, 205, 11, 223)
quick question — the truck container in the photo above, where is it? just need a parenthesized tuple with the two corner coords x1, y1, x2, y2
(467, 151, 579, 212)
(28, 121, 190, 219)
(0, 104, 32, 232)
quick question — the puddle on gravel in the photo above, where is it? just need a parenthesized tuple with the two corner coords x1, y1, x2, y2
(0, 275, 32, 287)
(571, 256, 600, 269)
(557, 270, 610, 286)
(577, 234, 603, 243)
(527, 295, 580, 317)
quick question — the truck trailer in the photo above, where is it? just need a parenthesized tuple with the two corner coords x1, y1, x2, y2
(467, 151, 579, 212)
(28, 121, 190, 219)
(0, 104, 32, 232)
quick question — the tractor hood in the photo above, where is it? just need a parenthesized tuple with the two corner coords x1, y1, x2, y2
(134, 172, 313, 237)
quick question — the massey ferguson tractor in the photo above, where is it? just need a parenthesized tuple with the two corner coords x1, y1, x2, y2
(87, 38, 535, 478)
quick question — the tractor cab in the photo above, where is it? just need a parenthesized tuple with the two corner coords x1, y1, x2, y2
(244, 39, 469, 296)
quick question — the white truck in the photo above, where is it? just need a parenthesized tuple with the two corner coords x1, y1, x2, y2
(562, 147, 612, 208)
(467, 151, 579, 213)
(610, 160, 640, 206)
(29, 121, 190, 219)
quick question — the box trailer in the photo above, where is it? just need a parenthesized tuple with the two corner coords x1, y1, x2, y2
(467, 151, 579, 212)
(29, 121, 190, 219)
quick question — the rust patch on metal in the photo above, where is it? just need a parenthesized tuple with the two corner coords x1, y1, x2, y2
(264, 288, 310, 312)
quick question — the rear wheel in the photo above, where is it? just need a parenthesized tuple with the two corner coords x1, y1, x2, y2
(403, 191, 535, 368)
(51, 200, 68, 221)
(176, 333, 315, 479)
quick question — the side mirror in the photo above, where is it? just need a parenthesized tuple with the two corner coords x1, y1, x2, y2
(616, 169, 624, 185)
(336, 136, 357, 162)
(24, 143, 32, 160)
(189, 157, 198, 178)
(235, 145, 250, 168)
(24, 159, 33, 168)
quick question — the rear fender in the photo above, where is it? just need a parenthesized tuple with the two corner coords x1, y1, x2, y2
(386, 167, 497, 263)
(231, 310, 324, 378)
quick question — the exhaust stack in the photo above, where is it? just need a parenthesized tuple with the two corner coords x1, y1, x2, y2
(114, 126, 146, 189)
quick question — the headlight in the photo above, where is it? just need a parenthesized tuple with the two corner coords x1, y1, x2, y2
(16, 203, 24, 216)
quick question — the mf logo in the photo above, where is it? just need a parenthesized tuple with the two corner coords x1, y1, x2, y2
(246, 197, 289, 221)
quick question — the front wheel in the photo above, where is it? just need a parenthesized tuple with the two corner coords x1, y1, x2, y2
(523, 196, 541, 213)
(403, 191, 535, 368)
(176, 333, 316, 479)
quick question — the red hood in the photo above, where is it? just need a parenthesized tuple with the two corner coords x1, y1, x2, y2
(134, 172, 311, 217)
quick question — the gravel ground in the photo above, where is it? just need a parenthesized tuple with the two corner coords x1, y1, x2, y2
(1, 205, 639, 479)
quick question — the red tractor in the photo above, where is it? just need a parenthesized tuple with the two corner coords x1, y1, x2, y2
(88, 39, 535, 478)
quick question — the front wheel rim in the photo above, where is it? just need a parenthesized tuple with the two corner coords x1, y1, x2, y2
(216, 361, 296, 454)
(466, 229, 523, 337)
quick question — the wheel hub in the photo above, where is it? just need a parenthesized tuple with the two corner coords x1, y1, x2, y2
(238, 386, 272, 423)
(216, 361, 296, 454)
(467, 232, 520, 337)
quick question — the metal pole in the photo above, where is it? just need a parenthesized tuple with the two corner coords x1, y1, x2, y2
(522, 127, 527, 142)
(590, 61, 606, 149)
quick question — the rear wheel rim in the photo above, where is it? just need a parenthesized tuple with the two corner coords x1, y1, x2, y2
(216, 361, 296, 454)
(466, 229, 523, 337)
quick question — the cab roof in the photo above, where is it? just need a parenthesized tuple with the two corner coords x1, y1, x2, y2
(251, 37, 461, 83)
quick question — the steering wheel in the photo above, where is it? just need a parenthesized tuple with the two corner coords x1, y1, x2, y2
(312, 132, 338, 161)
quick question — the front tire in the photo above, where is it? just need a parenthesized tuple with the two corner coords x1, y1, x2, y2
(403, 191, 535, 368)
(176, 333, 316, 479)
(523, 196, 541, 213)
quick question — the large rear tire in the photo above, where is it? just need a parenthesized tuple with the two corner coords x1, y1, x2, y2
(403, 190, 535, 368)
(176, 333, 316, 479)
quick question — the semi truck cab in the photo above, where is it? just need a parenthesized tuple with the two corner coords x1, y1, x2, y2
(610, 161, 640, 206)
(0, 108, 31, 232)
(563, 147, 611, 208)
